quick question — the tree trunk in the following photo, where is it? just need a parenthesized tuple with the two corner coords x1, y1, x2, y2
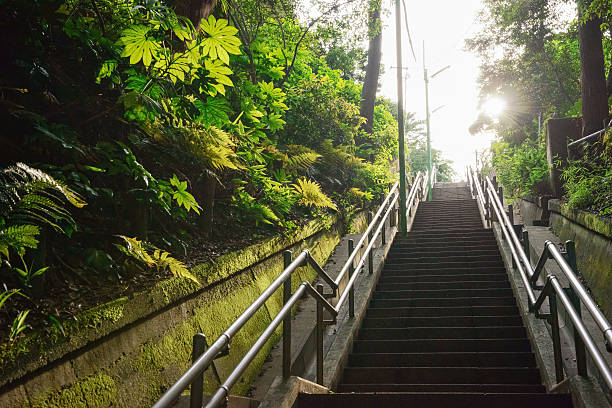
(578, 8, 608, 137)
(175, 0, 216, 28)
(359, 0, 382, 138)
(607, 25, 612, 96)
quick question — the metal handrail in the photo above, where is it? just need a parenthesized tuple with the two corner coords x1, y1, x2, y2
(205, 281, 337, 407)
(468, 166, 612, 400)
(468, 166, 488, 225)
(567, 119, 612, 148)
(154, 177, 422, 408)
(333, 182, 399, 287)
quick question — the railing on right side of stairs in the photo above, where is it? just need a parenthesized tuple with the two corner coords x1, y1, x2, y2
(152, 171, 428, 408)
(468, 166, 612, 402)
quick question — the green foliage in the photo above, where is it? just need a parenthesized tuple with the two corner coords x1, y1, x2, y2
(467, 0, 581, 144)
(0, 290, 25, 312)
(561, 141, 612, 215)
(13, 255, 49, 287)
(0, 225, 40, 261)
(292, 178, 337, 210)
(491, 138, 549, 198)
(9, 310, 30, 342)
(231, 189, 280, 226)
(281, 70, 364, 147)
(115, 236, 198, 283)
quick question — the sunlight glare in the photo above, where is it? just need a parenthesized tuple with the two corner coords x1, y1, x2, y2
(482, 97, 507, 118)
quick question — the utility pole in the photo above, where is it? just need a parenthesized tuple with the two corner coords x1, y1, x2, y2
(396, 0, 407, 236)
(422, 42, 450, 200)
(423, 42, 432, 201)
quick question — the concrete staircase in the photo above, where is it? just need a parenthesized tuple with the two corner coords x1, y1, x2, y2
(297, 191, 573, 407)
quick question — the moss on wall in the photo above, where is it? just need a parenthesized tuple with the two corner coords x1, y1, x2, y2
(0, 212, 352, 408)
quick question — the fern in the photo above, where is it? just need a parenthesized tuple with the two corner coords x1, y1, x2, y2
(146, 121, 241, 172)
(0, 225, 40, 260)
(231, 189, 280, 226)
(348, 187, 374, 201)
(292, 178, 337, 210)
(0, 164, 85, 260)
(283, 145, 321, 174)
(115, 236, 199, 283)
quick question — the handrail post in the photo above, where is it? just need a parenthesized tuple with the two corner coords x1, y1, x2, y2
(348, 239, 355, 318)
(549, 289, 565, 383)
(190, 334, 206, 408)
(282, 251, 292, 379)
(367, 213, 374, 275)
(316, 283, 324, 385)
(522, 230, 530, 263)
(564, 241, 588, 377)
(381, 217, 386, 245)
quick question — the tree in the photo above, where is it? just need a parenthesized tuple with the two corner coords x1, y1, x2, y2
(577, 2, 609, 137)
(466, 0, 582, 143)
(359, 0, 382, 138)
(175, 0, 217, 28)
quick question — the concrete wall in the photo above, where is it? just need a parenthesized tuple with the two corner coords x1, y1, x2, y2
(547, 200, 612, 320)
(0, 213, 365, 408)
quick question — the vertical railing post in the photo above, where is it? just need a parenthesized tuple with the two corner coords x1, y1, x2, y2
(348, 239, 355, 318)
(549, 289, 565, 383)
(190, 334, 206, 408)
(381, 216, 386, 245)
(282, 250, 292, 379)
(316, 283, 324, 385)
(367, 213, 374, 275)
(563, 241, 587, 377)
(522, 230, 530, 263)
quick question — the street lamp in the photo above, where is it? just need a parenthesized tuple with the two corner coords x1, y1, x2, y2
(423, 46, 450, 200)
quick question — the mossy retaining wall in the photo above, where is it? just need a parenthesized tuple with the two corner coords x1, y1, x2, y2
(547, 200, 612, 320)
(0, 213, 363, 408)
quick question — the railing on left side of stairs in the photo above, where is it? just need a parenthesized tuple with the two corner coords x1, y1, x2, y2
(153, 172, 428, 408)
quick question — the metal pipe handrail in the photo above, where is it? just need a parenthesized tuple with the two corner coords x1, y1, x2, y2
(567, 119, 612, 148)
(545, 242, 612, 348)
(405, 172, 424, 218)
(484, 176, 533, 280)
(469, 166, 487, 221)
(154, 176, 418, 408)
(485, 186, 537, 306)
(334, 192, 399, 313)
(206, 282, 338, 407)
(467, 165, 612, 398)
(534, 276, 612, 396)
(152, 250, 310, 408)
(333, 182, 399, 287)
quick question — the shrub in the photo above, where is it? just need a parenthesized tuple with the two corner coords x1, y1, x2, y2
(491, 137, 549, 198)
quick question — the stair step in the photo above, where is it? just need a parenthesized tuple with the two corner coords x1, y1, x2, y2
(373, 288, 513, 299)
(396, 231, 493, 240)
(383, 261, 504, 270)
(298, 392, 572, 408)
(366, 305, 520, 317)
(371, 297, 518, 308)
(389, 248, 500, 257)
(347, 352, 536, 367)
(341, 367, 540, 384)
(362, 315, 524, 328)
(335, 383, 547, 394)
(379, 273, 509, 283)
(386, 255, 502, 264)
(352, 338, 532, 353)
(358, 326, 527, 340)
(377, 280, 511, 290)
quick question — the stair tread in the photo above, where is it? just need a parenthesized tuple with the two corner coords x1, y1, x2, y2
(335, 193, 559, 405)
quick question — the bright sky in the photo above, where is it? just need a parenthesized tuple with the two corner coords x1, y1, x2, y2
(378, 0, 491, 180)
